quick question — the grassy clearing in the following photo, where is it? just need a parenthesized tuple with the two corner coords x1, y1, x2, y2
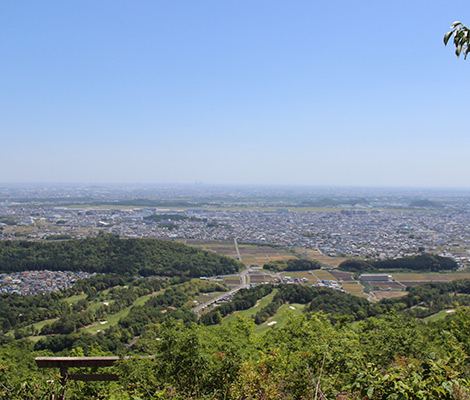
(81, 291, 163, 334)
(83, 307, 131, 334)
(30, 318, 59, 332)
(27, 335, 47, 343)
(254, 303, 306, 335)
(222, 289, 278, 325)
(424, 309, 457, 323)
(63, 294, 87, 304)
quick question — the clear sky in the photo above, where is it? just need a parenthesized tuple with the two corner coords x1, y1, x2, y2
(1, 1, 470, 188)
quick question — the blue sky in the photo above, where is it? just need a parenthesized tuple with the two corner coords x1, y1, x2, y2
(1, 1, 470, 187)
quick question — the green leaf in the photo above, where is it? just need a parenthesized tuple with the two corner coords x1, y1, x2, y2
(444, 31, 453, 45)
(451, 21, 462, 28)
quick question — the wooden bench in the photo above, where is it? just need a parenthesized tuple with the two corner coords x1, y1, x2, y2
(35, 357, 120, 384)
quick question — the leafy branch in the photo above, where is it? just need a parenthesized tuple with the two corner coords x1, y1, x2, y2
(444, 21, 470, 59)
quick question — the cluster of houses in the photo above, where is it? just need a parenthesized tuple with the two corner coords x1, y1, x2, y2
(0, 270, 94, 295)
(2, 206, 470, 268)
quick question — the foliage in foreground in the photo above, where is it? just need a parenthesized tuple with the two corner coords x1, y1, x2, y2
(2, 309, 470, 399)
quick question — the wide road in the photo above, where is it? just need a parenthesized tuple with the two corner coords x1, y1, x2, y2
(192, 268, 250, 317)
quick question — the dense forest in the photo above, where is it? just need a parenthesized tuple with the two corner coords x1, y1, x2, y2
(339, 254, 458, 272)
(0, 236, 242, 277)
(263, 258, 322, 272)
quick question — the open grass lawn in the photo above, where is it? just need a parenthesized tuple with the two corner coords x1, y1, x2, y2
(63, 293, 87, 304)
(342, 282, 365, 296)
(27, 335, 47, 343)
(81, 291, 163, 334)
(254, 303, 306, 335)
(424, 308, 458, 323)
(222, 289, 279, 325)
(311, 270, 337, 281)
(12, 317, 60, 339)
(83, 307, 131, 334)
(30, 317, 59, 332)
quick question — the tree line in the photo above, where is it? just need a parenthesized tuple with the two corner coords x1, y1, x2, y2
(0, 236, 242, 277)
(339, 254, 458, 272)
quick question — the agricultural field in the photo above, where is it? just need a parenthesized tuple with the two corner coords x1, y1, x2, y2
(371, 281, 406, 290)
(341, 282, 365, 296)
(183, 240, 296, 267)
(184, 239, 238, 258)
(238, 244, 296, 267)
(280, 270, 319, 282)
(330, 270, 355, 281)
(294, 248, 348, 268)
(392, 271, 470, 285)
(311, 269, 338, 282)
(223, 275, 241, 287)
(248, 273, 276, 284)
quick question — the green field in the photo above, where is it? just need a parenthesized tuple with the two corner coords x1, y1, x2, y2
(254, 303, 306, 335)
(63, 294, 88, 304)
(424, 308, 457, 323)
(81, 290, 163, 334)
(222, 289, 278, 325)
